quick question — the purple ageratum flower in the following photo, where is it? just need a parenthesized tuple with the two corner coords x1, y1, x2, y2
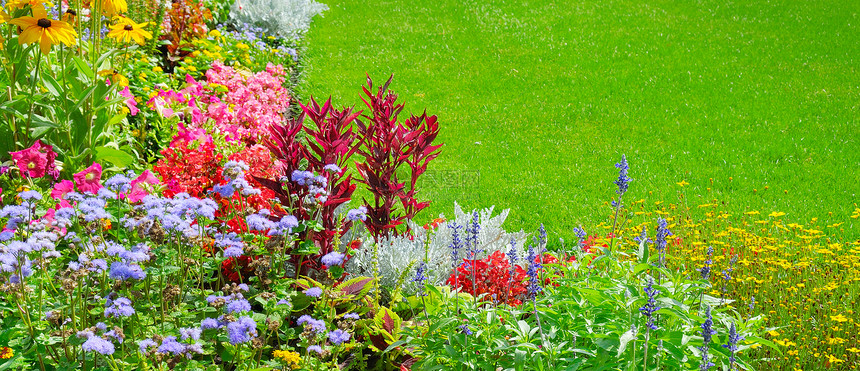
(180, 327, 202, 341)
(304, 287, 323, 298)
(88, 259, 107, 273)
(109, 261, 146, 280)
(104, 173, 132, 193)
(297, 315, 326, 333)
(246, 213, 275, 231)
(222, 161, 249, 182)
(138, 339, 158, 353)
(226, 316, 257, 345)
(614, 154, 630, 196)
(268, 215, 299, 236)
(212, 183, 235, 198)
(18, 190, 41, 200)
(323, 164, 342, 174)
(78, 197, 110, 222)
(201, 318, 222, 330)
(224, 297, 251, 313)
(120, 243, 151, 263)
(104, 329, 124, 344)
(223, 245, 243, 258)
(104, 297, 135, 318)
(343, 313, 360, 320)
(82, 336, 115, 355)
(307, 345, 323, 354)
(639, 278, 661, 331)
(346, 206, 367, 222)
(328, 329, 351, 345)
(321, 251, 344, 267)
(291, 170, 315, 186)
(157, 336, 185, 355)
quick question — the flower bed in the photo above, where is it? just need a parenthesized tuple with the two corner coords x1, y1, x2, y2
(0, 0, 856, 369)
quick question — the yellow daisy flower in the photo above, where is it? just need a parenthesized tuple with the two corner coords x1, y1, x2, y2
(101, 0, 127, 16)
(9, 8, 76, 55)
(107, 17, 151, 45)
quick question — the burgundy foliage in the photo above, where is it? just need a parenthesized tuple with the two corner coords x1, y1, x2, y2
(259, 98, 362, 274)
(355, 75, 443, 241)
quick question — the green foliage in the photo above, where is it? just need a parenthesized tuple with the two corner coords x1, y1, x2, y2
(397, 246, 770, 370)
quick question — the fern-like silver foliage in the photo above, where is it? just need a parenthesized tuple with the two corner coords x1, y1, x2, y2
(229, 0, 328, 38)
(344, 202, 529, 295)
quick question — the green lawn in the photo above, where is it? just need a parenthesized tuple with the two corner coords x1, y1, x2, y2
(298, 0, 860, 242)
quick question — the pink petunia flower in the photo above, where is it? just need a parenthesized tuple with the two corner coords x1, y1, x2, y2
(73, 162, 103, 194)
(10, 143, 49, 178)
(127, 170, 160, 202)
(51, 180, 75, 208)
(119, 86, 139, 116)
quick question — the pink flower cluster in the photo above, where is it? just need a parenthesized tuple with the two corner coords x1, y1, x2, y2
(204, 62, 290, 144)
(10, 140, 59, 179)
(146, 62, 290, 146)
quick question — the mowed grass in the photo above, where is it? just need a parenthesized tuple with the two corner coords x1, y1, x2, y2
(298, 0, 860, 242)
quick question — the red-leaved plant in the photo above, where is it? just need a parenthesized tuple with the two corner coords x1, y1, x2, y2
(259, 98, 363, 274)
(354, 75, 442, 241)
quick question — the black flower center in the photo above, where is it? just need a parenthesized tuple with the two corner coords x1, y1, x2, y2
(123, 24, 133, 31)
(37, 18, 51, 28)
(65, 9, 77, 16)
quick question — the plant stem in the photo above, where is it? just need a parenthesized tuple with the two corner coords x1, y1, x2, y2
(24, 50, 43, 146)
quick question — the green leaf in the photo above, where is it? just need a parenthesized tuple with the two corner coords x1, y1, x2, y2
(616, 327, 637, 358)
(95, 146, 134, 168)
(41, 73, 63, 97)
(328, 265, 345, 280)
(294, 240, 319, 255)
(745, 336, 782, 354)
(72, 56, 94, 79)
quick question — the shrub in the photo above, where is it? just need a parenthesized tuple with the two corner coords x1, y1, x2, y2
(228, 0, 327, 38)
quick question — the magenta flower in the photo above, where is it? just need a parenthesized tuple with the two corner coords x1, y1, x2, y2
(10, 143, 48, 178)
(119, 86, 139, 116)
(73, 163, 104, 194)
(51, 180, 75, 207)
(127, 170, 159, 202)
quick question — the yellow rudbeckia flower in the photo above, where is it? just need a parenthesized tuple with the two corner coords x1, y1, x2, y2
(9, 9, 76, 55)
(107, 17, 151, 45)
(5, 0, 51, 13)
(101, 0, 127, 16)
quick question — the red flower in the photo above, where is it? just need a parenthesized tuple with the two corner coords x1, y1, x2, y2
(423, 218, 446, 230)
(447, 251, 528, 306)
